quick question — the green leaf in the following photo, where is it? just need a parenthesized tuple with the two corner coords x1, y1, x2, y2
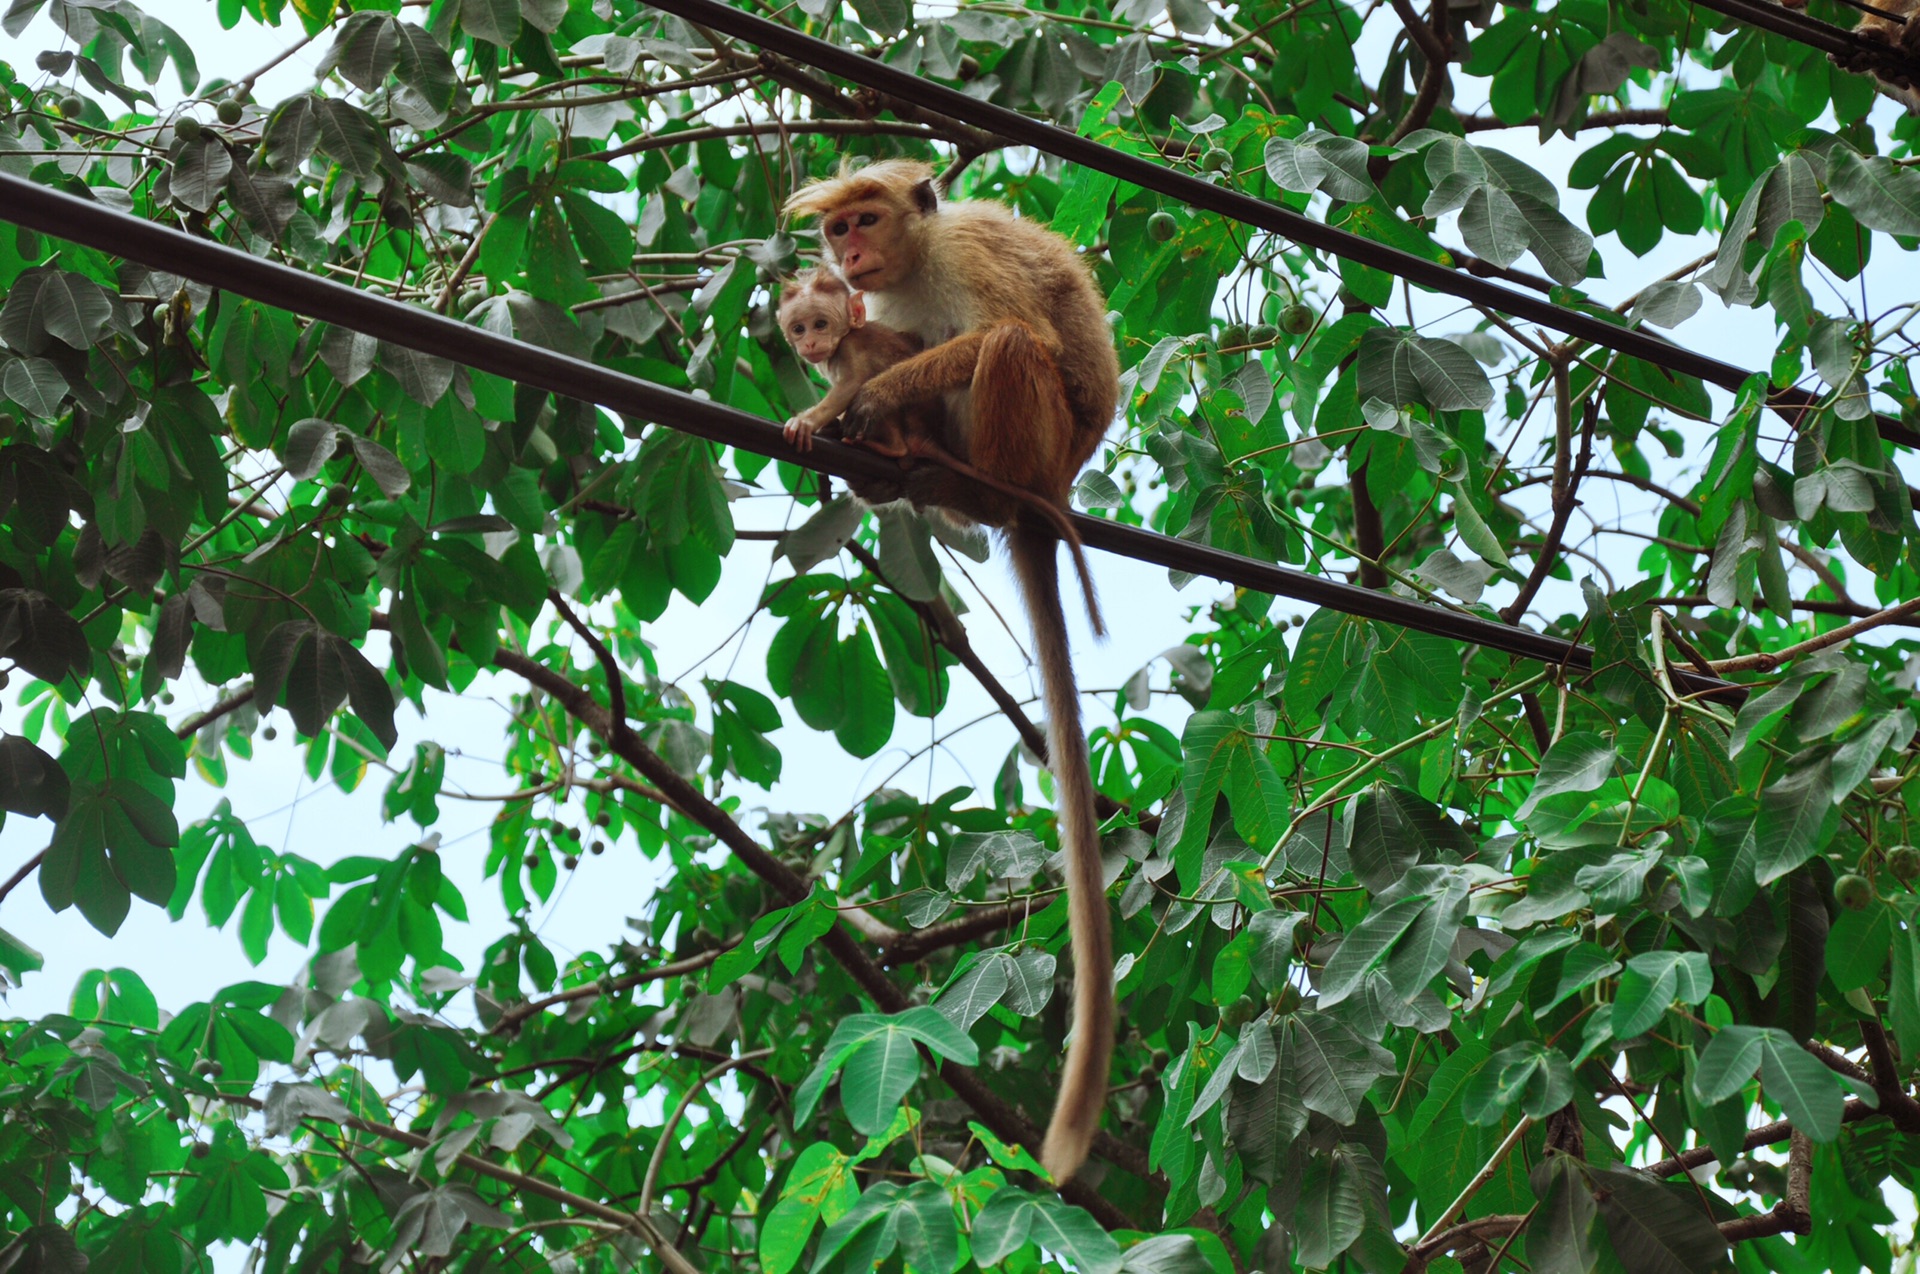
(1591, 1164, 1730, 1274)
(1516, 732, 1617, 821)
(1528, 1154, 1599, 1274)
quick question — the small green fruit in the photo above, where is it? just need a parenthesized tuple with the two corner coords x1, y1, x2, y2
(174, 114, 202, 141)
(590, 840, 605, 855)
(1137, 1064, 1158, 1084)
(1147, 210, 1178, 242)
(1889, 844, 1920, 882)
(326, 483, 351, 507)
(261, 725, 277, 741)
(191, 1142, 210, 1159)
(1150, 1047, 1171, 1069)
(679, 975, 699, 997)
(1219, 323, 1248, 348)
(1221, 994, 1258, 1028)
(563, 854, 579, 870)
(1268, 983, 1303, 1015)
(1249, 323, 1279, 345)
(217, 98, 244, 125)
(1200, 146, 1232, 173)
(59, 94, 84, 119)
(594, 812, 611, 827)
(1081, 4, 1100, 17)
(1835, 873, 1874, 911)
(524, 852, 540, 871)
(1280, 302, 1315, 335)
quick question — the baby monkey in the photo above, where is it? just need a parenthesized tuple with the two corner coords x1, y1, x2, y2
(777, 268, 1102, 631)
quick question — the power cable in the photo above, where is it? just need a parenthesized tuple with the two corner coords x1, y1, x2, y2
(0, 171, 1743, 701)
(640, 0, 1919, 454)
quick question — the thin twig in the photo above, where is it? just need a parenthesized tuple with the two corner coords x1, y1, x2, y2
(639, 1048, 774, 1217)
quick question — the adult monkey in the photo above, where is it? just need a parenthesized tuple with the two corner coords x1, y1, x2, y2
(783, 159, 1120, 1183)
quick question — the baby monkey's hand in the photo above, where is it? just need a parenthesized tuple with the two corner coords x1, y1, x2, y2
(783, 409, 829, 451)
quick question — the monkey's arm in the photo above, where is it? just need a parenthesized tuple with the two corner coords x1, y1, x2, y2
(784, 375, 868, 451)
(841, 330, 989, 424)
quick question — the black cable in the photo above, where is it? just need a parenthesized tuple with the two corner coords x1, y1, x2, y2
(640, 0, 1918, 455)
(0, 171, 1745, 700)
(1689, 0, 1906, 59)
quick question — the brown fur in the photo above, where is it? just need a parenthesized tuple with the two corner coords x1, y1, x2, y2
(776, 270, 1103, 630)
(1794, 0, 1920, 107)
(783, 159, 1120, 1184)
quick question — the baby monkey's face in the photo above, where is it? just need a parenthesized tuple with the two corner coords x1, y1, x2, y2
(778, 294, 849, 366)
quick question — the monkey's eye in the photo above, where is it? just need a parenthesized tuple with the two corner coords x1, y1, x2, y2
(857, 212, 878, 227)
(828, 220, 847, 236)
(790, 323, 805, 335)
(813, 319, 828, 330)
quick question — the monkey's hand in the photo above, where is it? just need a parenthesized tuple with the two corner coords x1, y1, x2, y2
(783, 409, 829, 452)
(838, 384, 900, 445)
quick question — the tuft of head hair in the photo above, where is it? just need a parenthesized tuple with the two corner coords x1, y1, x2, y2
(783, 158, 938, 220)
(776, 267, 848, 314)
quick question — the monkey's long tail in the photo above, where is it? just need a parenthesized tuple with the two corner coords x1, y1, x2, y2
(1010, 519, 1114, 1186)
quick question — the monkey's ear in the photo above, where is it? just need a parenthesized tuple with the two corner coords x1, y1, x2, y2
(911, 179, 938, 216)
(847, 294, 868, 327)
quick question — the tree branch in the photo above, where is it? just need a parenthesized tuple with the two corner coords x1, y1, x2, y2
(175, 687, 258, 738)
(489, 645, 1140, 1227)
(1644, 1098, 1876, 1178)
(596, 119, 962, 165)
(1502, 369, 1594, 625)
(1719, 1132, 1812, 1242)
(1384, 0, 1451, 145)
(1460, 107, 1669, 131)
(1710, 597, 1920, 674)
(490, 948, 730, 1035)
(843, 539, 1050, 761)
(880, 897, 1044, 967)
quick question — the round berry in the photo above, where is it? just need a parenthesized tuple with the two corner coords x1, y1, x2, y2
(261, 725, 277, 741)
(594, 812, 611, 827)
(1201, 147, 1232, 173)
(59, 94, 84, 119)
(191, 1142, 210, 1159)
(174, 114, 202, 141)
(1835, 873, 1874, 911)
(1147, 210, 1178, 242)
(563, 854, 579, 870)
(590, 841, 605, 855)
(1280, 302, 1315, 335)
(1137, 1064, 1158, 1084)
(217, 98, 244, 125)
(1888, 844, 1920, 881)
(524, 852, 540, 870)
(1249, 323, 1279, 345)
(1219, 323, 1248, 348)
(325, 483, 351, 507)
(1221, 994, 1258, 1028)
(1150, 1047, 1170, 1069)
(1081, 3, 1099, 16)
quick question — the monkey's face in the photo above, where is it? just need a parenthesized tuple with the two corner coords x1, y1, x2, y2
(778, 297, 848, 365)
(819, 198, 918, 292)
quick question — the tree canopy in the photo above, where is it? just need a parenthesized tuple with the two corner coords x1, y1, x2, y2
(2, 0, 1920, 1270)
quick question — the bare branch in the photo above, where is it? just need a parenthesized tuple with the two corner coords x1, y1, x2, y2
(1711, 597, 1920, 674)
